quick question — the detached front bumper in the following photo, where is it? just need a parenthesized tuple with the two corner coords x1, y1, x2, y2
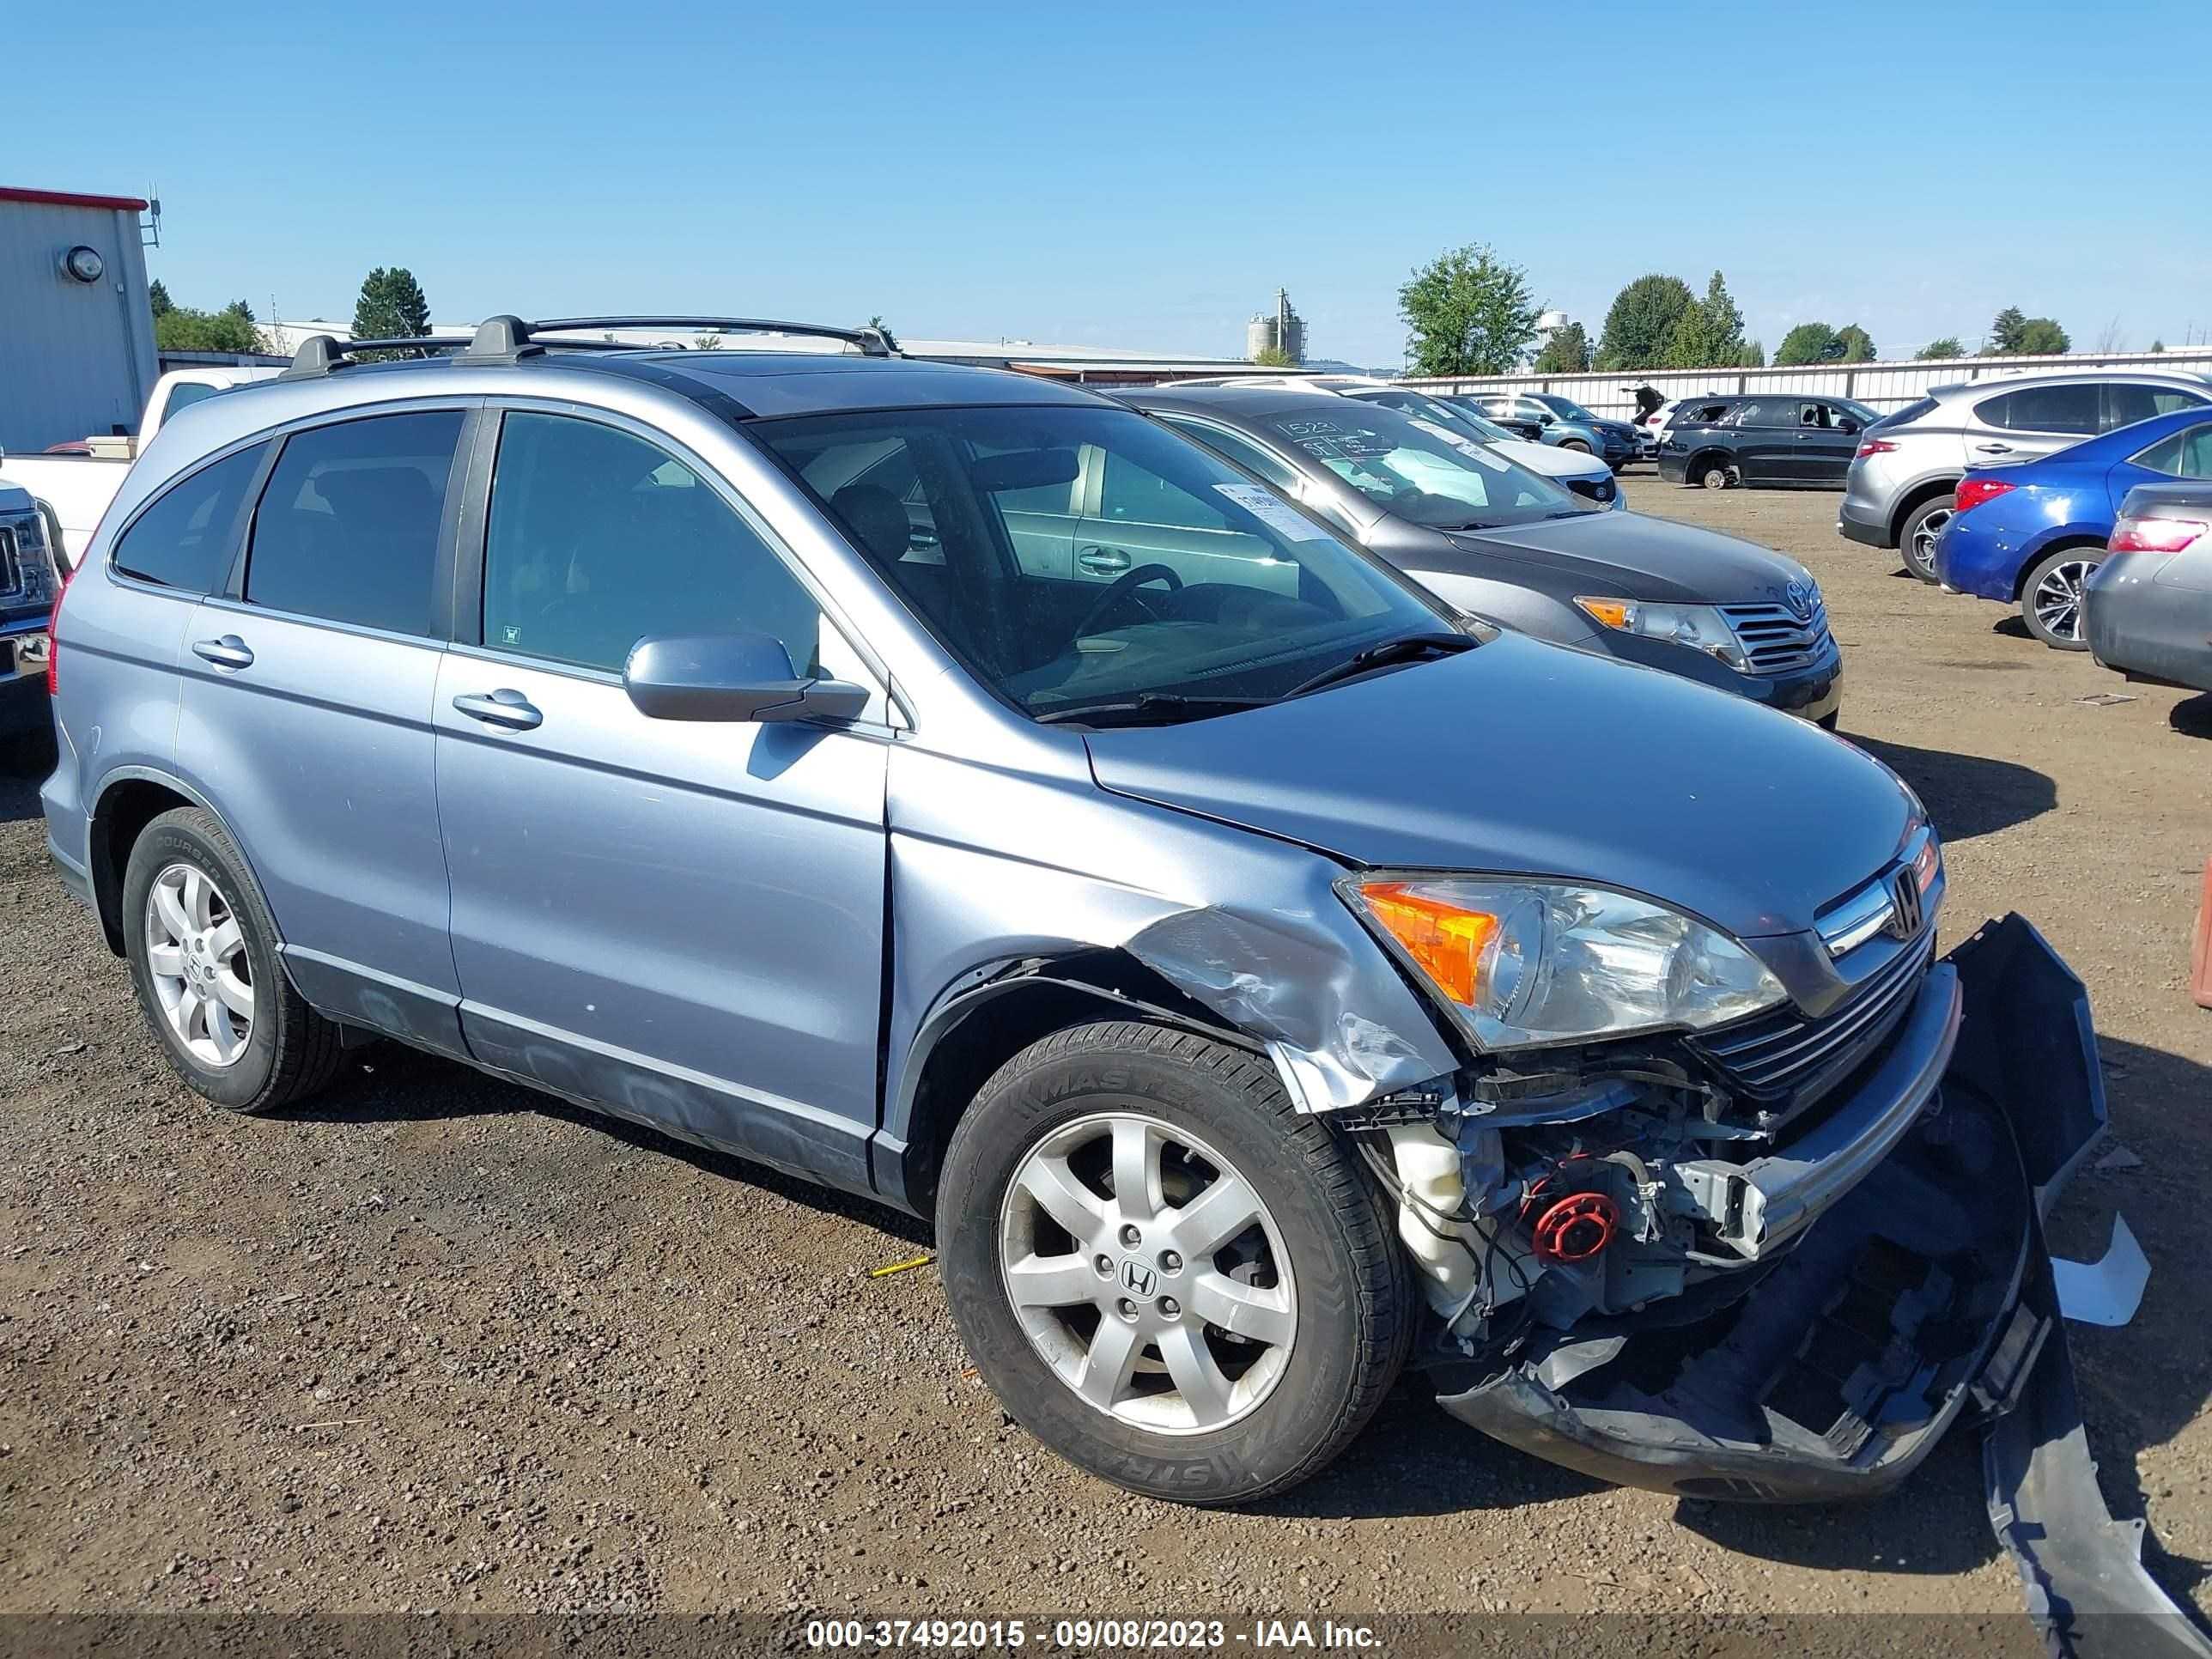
(1434, 914, 2106, 1504)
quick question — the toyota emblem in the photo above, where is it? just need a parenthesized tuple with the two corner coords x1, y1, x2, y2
(1784, 580, 1815, 621)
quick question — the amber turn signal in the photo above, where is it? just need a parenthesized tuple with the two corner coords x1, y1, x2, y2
(1356, 880, 1499, 1006)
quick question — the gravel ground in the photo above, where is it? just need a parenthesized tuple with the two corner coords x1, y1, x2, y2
(2, 476, 2209, 1633)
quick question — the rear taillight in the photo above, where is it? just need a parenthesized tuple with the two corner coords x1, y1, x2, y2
(1954, 477, 2016, 514)
(1856, 438, 1900, 458)
(2109, 514, 2207, 556)
(46, 563, 73, 696)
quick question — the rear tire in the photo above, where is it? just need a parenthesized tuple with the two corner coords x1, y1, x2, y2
(122, 806, 345, 1114)
(2020, 546, 2099, 651)
(1698, 455, 1734, 489)
(1899, 495, 1953, 584)
(937, 1021, 1412, 1505)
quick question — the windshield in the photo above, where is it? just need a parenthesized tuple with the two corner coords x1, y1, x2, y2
(1257, 403, 1584, 530)
(1536, 394, 1603, 424)
(752, 404, 1453, 722)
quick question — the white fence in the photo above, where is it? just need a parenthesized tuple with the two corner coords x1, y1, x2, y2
(1401, 349, 2212, 422)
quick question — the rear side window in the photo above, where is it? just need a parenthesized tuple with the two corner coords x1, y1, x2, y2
(2131, 423, 2212, 479)
(1885, 397, 1939, 427)
(2104, 383, 2210, 430)
(245, 412, 463, 635)
(1976, 385, 2099, 434)
(112, 443, 270, 592)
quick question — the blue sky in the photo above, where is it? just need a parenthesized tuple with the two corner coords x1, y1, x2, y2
(14, 1, 2209, 367)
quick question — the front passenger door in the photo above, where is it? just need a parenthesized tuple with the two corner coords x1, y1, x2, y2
(434, 409, 890, 1193)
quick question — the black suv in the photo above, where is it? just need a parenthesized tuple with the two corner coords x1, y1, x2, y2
(1660, 394, 1881, 490)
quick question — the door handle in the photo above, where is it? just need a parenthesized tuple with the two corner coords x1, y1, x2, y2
(1078, 545, 1131, 575)
(1975, 442, 2014, 455)
(452, 689, 544, 731)
(191, 635, 254, 671)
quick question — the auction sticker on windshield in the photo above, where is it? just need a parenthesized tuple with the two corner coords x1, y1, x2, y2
(1213, 482, 1331, 540)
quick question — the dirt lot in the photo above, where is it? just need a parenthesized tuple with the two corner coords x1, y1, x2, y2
(3, 476, 2209, 1632)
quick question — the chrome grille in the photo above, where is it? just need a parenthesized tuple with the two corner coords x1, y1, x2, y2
(1696, 929, 1936, 1109)
(1720, 599, 1833, 673)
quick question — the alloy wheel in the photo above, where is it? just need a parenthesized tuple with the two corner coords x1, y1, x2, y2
(1908, 507, 1952, 578)
(2030, 557, 2097, 644)
(144, 862, 254, 1067)
(998, 1110, 1297, 1435)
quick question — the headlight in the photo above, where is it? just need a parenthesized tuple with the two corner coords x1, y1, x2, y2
(1341, 876, 1788, 1052)
(1574, 596, 1747, 669)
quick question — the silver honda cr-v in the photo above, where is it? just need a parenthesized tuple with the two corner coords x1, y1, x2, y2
(41, 315, 2109, 1514)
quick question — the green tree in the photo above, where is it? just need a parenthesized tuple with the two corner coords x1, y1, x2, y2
(1660, 270, 1747, 368)
(1835, 324, 1876, 362)
(1917, 336, 1965, 361)
(1735, 339, 1766, 368)
(1595, 274, 1696, 370)
(2151, 338, 2166, 354)
(1532, 320, 1590, 374)
(352, 266, 432, 356)
(1985, 306, 2029, 355)
(1396, 243, 1541, 376)
(1251, 344, 1296, 368)
(154, 306, 264, 354)
(148, 278, 173, 318)
(1774, 322, 1841, 366)
(2016, 317, 2070, 355)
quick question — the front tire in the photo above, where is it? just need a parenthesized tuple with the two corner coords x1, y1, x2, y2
(1899, 496, 1953, 584)
(2021, 547, 2099, 650)
(122, 806, 345, 1114)
(937, 1022, 1412, 1505)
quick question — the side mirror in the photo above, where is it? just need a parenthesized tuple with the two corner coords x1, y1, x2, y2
(1838, 417, 1861, 434)
(623, 632, 870, 724)
(1536, 412, 1555, 426)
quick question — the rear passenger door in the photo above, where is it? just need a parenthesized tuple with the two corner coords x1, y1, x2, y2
(1970, 384, 2100, 465)
(1726, 401, 1796, 483)
(432, 408, 891, 1192)
(177, 405, 472, 1053)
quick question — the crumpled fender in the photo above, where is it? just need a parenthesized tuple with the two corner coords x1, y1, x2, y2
(880, 744, 1463, 1156)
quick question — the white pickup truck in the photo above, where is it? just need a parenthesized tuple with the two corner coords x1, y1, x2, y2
(0, 365, 280, 567)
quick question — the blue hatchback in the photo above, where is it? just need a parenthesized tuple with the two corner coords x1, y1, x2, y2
(1934, 405, 2212, 648)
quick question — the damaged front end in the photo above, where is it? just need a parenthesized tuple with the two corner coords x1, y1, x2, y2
(1358, 912, 2095, 1496)
(1369, 912, 2202, 1650)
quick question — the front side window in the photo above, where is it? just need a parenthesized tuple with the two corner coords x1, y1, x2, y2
(755, 404, 1447, 721)
(112, 442, 270, 592)
(1978, 385, 2099, 434)
(483, 412, 827, 677)
(2105, 383, 2211, 429)
(245, 412, 462, 635)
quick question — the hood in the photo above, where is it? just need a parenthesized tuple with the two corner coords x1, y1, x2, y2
(1494, 437, 1607, 481)
(1444, 512, 1814, 605)
(1085, 632, 1914, 940)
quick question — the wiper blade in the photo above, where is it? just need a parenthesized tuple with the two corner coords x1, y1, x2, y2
(1283, 632, 1478, 700)
(1031, 692, 1271, 728)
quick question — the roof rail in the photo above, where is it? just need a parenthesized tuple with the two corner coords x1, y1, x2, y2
(279, 333, 474, 380)
(528, 315, 899, 356)
(278, 312, 899, 380)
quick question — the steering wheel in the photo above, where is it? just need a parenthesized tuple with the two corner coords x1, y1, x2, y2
(1074, 562, 1183, 639)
